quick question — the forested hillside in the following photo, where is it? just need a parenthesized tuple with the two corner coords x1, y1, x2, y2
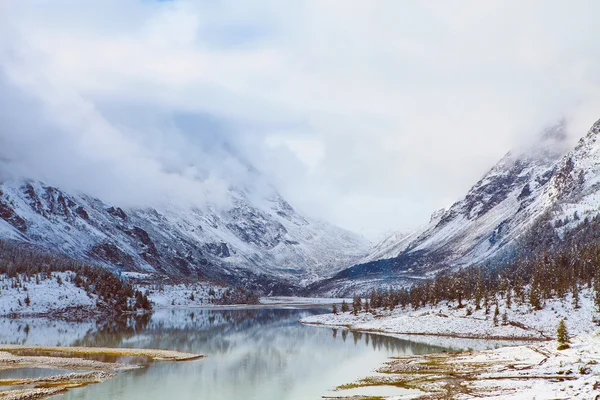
(349, 214, 600, 319)
(0, 240, 151, 316)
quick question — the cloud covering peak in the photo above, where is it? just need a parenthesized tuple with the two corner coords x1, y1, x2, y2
(1, 1, 600, 239)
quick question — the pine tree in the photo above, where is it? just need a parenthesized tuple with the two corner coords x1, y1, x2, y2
(474, 271, 484, 310)
(484, 292, 490, 315)
(352, 295, 362, 314)
(341, 300, 349, 313)
(529, 284, 542, 310)
(557, 318, 570, 350)
(595, 277, 600, 312)
(502, 311, 508, 326)
(572, 284, 580, 309)
(332, 303, 338, 314)
(493, 303, 499, 326)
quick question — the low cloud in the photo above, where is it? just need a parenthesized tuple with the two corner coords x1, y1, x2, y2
(1, 1, 600, 239)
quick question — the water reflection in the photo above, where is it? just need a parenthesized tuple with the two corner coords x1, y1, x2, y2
(0, 308, 453, 400)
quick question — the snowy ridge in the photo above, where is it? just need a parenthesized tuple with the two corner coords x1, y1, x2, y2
(315, 121, 600, 295)
(0, 179, 369, 294)
(359, 230, 415, 264)
(538, 119, 600, 223)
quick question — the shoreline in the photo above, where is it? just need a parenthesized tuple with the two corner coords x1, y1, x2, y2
(0, 298, 336, 320)
(328, 333, 600, 399)
(300, 294, 600, 399)
(0, 345, 204, 400)
(300, 291, 599, 342)
(301, 320, 550, 342)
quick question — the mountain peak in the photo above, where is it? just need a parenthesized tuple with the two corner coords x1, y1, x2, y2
(322, 118, 594, 295)
(0, 177, 370, 294)
(540, 119, 567, 142)
(580, 118, 600, 143)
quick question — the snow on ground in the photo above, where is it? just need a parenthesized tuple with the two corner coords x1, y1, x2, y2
(455, 334, 600, 400)
(302, 289, 599, 340)
(139, 282, 227, 308)
(347, 333, 600, 399)
(447, 334, 600, 399)
(260, 296, 351, 305)
(121, 272, 152, 280)
(304, 290, 600, 398)
(142, 287, 349, 309)
(0, 272, 96, 316)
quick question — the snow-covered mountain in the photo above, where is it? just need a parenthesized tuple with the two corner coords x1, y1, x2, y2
(312, 120, 600, 295)
(0, 178, 369, 295)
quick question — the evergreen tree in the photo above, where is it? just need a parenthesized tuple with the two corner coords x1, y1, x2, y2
(529, 284, 542, 310)
(572, 284, 580, 309)
(594, 277, 600, 312)
(332, 303, 338, 314)
(474, 271, 484, 310)
(352, 295, 362, 314)
(557, 318, 570, 350)
(341, 300, 349, 313)
(493, 303, 499, 326)
(484, 292, 490, 315)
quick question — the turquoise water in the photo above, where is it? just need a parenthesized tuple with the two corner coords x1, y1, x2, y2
(3, 307, 451, 399)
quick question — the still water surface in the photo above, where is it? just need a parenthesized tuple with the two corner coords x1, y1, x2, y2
(3, 307, 453, 399)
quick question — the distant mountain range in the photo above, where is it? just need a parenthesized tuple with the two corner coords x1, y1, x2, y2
(4, 118, 600, 297)
(312, 119, 600, 295)
(0, 178, 369, 295)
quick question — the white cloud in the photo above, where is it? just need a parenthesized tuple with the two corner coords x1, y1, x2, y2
(1, 0, 600, 239)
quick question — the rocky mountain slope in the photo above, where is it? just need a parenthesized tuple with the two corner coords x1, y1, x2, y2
(312, 119, 600, 295)
(0, 179, 369, 295)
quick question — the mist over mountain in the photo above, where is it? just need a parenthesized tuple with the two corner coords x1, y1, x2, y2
(312, 118, 600, 295)
(3, 1, 600, 298)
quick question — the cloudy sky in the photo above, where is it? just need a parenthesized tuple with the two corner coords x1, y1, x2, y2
(1, 1, 600, 240)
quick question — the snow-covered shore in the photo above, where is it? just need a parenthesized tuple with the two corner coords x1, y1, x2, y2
(330, 333, 600, 399)
(301, 289, 599, 340)
(305, 291, 600, 399)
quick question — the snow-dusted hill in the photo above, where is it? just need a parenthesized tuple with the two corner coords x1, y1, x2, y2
(312, 120, 600, 295)
(0, 179, 369, 294)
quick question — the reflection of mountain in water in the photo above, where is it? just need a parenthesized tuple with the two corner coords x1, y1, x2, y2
(4, 308, 458, 400)
(65, 308, 450, 357)
(5, 308, 451, 357)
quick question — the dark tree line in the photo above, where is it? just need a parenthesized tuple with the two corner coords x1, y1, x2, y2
(0, 240, 151, 314)
(349, 214, 600, 316)
(211, 286, 260, 305)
